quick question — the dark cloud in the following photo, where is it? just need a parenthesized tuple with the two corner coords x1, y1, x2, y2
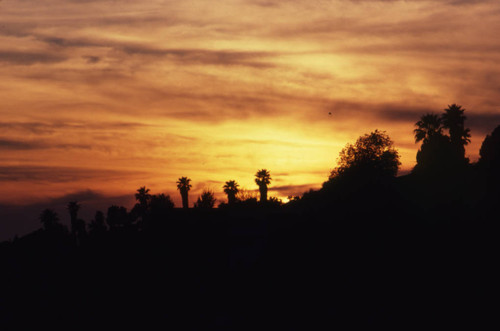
(0, 50, 68, 65)
(83, 55, 100, 63)
(0, 138, 92, 151)
(98, 41, 280, 68)
(0, 121, 153, 134)
(0, 165, 142, 183)
(467, 113, 500, 136)
(0, 139, 44, 150)
(270, 183, 322, 196)
(324, 101, 433, 122)
(33, 33, 281, 68)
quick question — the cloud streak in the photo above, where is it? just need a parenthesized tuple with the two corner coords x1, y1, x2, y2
(0, 0, 499, 243)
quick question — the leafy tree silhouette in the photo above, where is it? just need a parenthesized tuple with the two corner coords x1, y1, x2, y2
(479, 125, 500, 172)
(223, 180, 240, 205)
(89, 210, 107, 235)
(255, 169, 271, 203)
(268, 196, 283, 207)
(150, 193, 175, 216)
(177, 177, 192, 209)
(194, 190, 217, 209)
(414, 130, 455, 174)
(106, 205, 129, 231)
(67, 201, 80, 236)
(40, 208, 61, 231)
(328, 129, 400, 183)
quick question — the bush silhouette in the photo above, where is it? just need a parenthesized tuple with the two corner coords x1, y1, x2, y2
(194, 190, 217, 209)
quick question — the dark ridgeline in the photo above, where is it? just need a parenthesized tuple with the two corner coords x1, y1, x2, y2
(1, 104, 499, 329)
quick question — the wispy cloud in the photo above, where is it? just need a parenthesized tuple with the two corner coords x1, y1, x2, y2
(0, 0, 499, 222)
(0, 165, 143, 183)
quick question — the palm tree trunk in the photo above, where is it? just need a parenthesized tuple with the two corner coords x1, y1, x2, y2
(259, 185, 267, 203)
(181, 190, 189, 209)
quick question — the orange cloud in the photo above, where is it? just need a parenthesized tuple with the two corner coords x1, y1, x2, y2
(0, 0, 499, 220)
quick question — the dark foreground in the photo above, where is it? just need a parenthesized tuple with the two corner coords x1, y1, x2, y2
(1, 201, 498, 330)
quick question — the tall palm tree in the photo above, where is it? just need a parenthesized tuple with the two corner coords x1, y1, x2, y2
(135, 186, 151, 207)
(414, 113, 443, 144)
(176, 177, 192, 209)
(255, 169, 271, 203)
(67, 201, 80, 235)
(441, 104, 471, 147)
(223, 180, 239, 205)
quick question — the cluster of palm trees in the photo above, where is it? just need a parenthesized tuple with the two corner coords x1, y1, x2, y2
(176, 169, 272, 208)
(413, 104, 471, 173)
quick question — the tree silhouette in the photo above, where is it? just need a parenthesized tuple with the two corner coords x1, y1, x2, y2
(106, 205, 129, 230)
(329, 130, 400, 181)
(89, 210, 107, 235)
(223, 180, 240, 205)
(413, 105, 470, 174)
(150, 193, 175, 216)
(441, 104, 471, 163)
(414, 133, 456, 174)
(40, 209, 61, 231)
(414, 113, 442, 144)
(135, 186, 151, 208)
(479, 125, 500, 172)
(67, 201, 80, 236)
(132, 186, 152, 222)
(255, 169, 272, 203)
(177, 177, 192, 209)
(441, 104, 471, 149)
(194, 190, 217, 209)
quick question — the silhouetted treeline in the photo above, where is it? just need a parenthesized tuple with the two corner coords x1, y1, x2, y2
(1, 104, 500, 329)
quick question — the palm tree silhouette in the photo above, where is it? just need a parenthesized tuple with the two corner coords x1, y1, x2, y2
(223, 180, 240, 205)
(414, 113, 442, 144)
(135, 186, 151, 208)
(441, 104, 471, 148)
(177, 177, 192, 209)
(67, 201, 80, 236)
(255, 169, 271, 203)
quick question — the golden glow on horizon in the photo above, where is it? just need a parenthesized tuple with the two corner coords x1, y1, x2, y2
(1, 0, 499, 207)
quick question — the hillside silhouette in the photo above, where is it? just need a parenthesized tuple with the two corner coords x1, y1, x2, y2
(1, 104, 499, 329)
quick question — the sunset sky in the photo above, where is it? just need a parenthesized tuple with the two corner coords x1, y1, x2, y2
(1, 0, 500, 238)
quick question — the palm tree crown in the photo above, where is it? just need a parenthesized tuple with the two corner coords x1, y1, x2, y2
(135, 186, 151, 206)
(176, 177, 192, 191)
(254, 169, 271, 186)
(223, 180, 240, 204)
(223, 180, 239, 195)
(441, 104, 471, 146)
(414, 113, 443, 143)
